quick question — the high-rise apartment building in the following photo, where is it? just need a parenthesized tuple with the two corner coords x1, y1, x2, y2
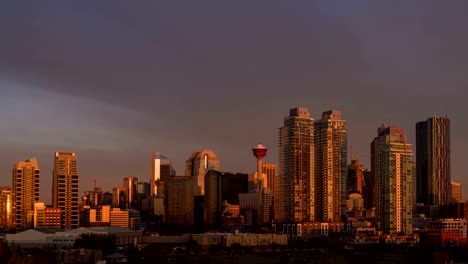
(52, 152, 79, 229)
(112, 187, 125, 209)
(0, 187, 13, 230)
(347, 160, 365, 196)
(315, 110, 348, 222)
(416, 116, 450, 206)
(263, 164, 276, 191)
(450, 181, 462, 203)
(372, 125, 413, 234)
(12, 158, 40, 230)
(165, 176, 194, 226)
(151, 152, 175, 196)
(123, 177, 138, 209)
(186, 149, 220, 195)
(276, 107, 314, 223)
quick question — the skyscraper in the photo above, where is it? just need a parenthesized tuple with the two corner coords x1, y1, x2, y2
(12, 158, 40, 230)
(263, 163, 276, 191)
(185, 149, 220, 195)
(0, 187, 13, 230)
(314, 110, 348, 222)
(276, 107, 314, 223)
(347, 160, 365, 196)
(52, 152, 79, 229)
(416, 116, 451, 206)
(450, 181, 462, 203)
(165, 176, 194, 226)
(123, 177, 138, 209)
(150, 152, 175, 196)
(372, 125, 413, 234)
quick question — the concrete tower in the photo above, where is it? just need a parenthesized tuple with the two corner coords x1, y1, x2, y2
(252, 144, 268, 190)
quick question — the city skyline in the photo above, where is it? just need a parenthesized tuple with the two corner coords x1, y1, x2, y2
(1, 1, 468, 203)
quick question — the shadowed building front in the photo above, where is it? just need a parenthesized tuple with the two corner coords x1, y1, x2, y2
(416, 116, 450, 206)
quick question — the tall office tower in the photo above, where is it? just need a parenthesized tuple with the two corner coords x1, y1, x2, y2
(450, 181, 462, 203)
(347, 160, 365, 196)
(372, 125, 413, 234)
(263, 164, 276, 191)
(276, 107, 314, 223)
(151, 152, 175, 196)
(103, 192, 113, 206)
(0, 187, 13, 230)
(186, 149, 220, 195)
(204, 170, 248, 226)
(416, 116, 450, 206)
(315, 110, 348, 222)
(112, 187, 125, 209)
(165, 176, 194, 226)
(123, 177, 138, 209)
(363, 170, 373, 210)
(12, 158, 40, 230)
(52, 152, 79, 229)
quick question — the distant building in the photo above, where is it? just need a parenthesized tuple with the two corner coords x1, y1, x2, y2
(103, 192, 112, 206)
(424, 218, 467, 247)
(276, 107, 314, 223)
(185, 149, 220, 195)
(363, 170, 373, 210)
(204, 170, 248, 226)
(315, 110, 348, 222)
(123, 177, 138, 209)
(262, 164, 276, 191)
(0, 187, 13, 230)
(450, 181, 462, 203)
(112, 187, 125, 209)
(372, 125, 413, 234)
(86, 187, 103, 208)
(347, 160, 365, 196)
(13, 158, 40, 231)
(34, 203, 61, 229)
(416, 116, 450, 206)
(110, 208, 141, 230)
(151, 152, 175, 196)
(52, 152, 79, 229)
(165, 176, 194, 226)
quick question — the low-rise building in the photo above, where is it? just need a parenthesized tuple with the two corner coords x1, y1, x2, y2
(191, 233, 288, 248)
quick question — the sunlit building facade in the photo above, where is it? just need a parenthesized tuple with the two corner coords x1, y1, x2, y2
(450, 181, 462, 203)
(13, 158, 40, 231)
(314, 110, 348, 222)
(186, 149, 220, 195)
(372, 125, 413, 234)
(0, 187, 13, 230)
(151, 152, 175, 196)
(52, 152, 79, 229)
(276, 107, 315, 223)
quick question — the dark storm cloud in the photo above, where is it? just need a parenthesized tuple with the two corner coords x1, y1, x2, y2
(1, 1, 468, 200)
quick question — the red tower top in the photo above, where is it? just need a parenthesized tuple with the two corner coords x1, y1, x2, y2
(252, 143, 268, 158)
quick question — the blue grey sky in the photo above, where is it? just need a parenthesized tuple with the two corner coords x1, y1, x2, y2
(1, 1, 467, 203)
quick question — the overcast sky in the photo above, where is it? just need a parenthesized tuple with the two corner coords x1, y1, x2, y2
(1, 1, 467, 203)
